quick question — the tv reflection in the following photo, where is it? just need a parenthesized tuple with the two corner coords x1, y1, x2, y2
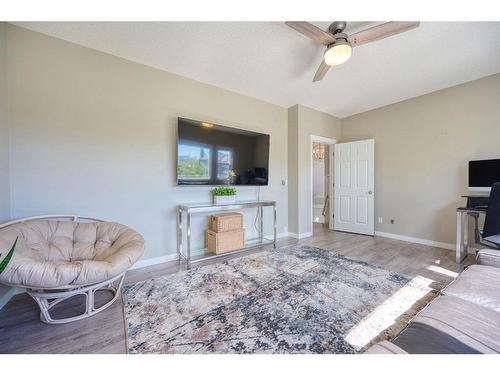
(177, 118, 269, 186)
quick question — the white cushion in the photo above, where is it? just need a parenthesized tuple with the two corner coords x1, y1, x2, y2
(0, 220, 144, 288)
(443, 265, 500, 313)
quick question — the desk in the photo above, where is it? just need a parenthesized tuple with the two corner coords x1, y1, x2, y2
(177, 200, 277, 269)
(456, 206, 487, 264)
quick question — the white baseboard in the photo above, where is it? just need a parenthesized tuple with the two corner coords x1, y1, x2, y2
(288, 231, 313, 239)
(375, 231, 455, 250)
(129, 254, 179, 270)
(374, 231, 473, 253)
(261, 233, 289, 241)
(130, 232, 291, 270)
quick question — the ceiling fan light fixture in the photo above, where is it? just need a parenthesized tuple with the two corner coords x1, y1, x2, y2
(323, 41, 352, 66)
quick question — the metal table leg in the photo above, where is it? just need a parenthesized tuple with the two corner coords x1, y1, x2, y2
(456, 210, 469, 264)
(259, 206, 264, 244)
(463, 212, 469, 260)
(187, 213, 191, 269)
(177, 207, 183, 264)
(456, 210, 462, 264)
(273, 204, 277, 249)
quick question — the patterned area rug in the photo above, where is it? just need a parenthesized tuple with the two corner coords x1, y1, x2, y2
(123, 245, 436, 354)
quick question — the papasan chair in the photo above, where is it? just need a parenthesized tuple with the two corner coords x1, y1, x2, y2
(0, 215, 144, 324)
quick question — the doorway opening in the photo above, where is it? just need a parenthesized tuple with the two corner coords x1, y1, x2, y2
(310, 135, 336, 232)
(312, 142, 330, 225)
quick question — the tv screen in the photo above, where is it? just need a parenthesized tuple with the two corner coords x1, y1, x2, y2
(177, 118, 270, 186)
(469, 159, 500, 189)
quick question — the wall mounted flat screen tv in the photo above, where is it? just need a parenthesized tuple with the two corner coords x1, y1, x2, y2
(469, 159, 500, 192)
(177, 118, 270, 186)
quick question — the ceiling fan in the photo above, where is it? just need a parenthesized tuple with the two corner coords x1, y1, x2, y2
(285, 21, 420, 82)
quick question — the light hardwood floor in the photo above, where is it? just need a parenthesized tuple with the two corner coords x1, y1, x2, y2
(0, 224, 474, 354)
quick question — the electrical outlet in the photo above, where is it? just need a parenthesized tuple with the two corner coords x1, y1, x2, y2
(377, 217, 383, 224)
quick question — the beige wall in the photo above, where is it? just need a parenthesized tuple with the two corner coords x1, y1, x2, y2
(6, 24, 288, 261)
(0, 23, 9, 222)
(5, 23, 499, 258)
(288, 104, 341, 235)
(342, 74, 500, 245)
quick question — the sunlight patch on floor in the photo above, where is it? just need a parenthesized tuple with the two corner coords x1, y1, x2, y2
(345, 275, 434, 349)
(426, 264, 458, 278)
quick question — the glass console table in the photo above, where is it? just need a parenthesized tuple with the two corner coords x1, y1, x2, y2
(177, 200, 277, 269)
(456, 206, 487, 265)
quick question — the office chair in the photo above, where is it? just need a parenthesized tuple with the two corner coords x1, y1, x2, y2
(473, 182, 500, 250)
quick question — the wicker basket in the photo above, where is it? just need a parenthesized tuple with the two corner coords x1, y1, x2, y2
(209, 212, 243, 232)
(206, 228, 244, 254)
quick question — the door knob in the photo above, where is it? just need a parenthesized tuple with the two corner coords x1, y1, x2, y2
(368, 190, 373, 195)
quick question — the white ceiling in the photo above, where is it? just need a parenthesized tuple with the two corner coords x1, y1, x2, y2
(13, 22, 500, 118)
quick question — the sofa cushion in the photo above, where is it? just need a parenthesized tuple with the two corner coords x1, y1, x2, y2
(394, 295, 500, 353)
(443, 265, 500, 313)
(393, 322, 483, 354)
(476, 249, 500, 268)
(0, 220, 144, 288)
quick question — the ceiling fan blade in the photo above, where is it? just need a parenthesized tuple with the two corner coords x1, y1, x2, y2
(313, 60, 331, 82)
(348, 22, 420, 47)
(286, 21, 336, 45)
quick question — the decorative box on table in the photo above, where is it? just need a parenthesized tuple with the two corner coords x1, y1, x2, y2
(209, 212, 243, 232)
(206, 228, 245, 254)
(206, 212, 244, 254)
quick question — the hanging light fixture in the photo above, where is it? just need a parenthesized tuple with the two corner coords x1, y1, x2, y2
(313, 144, 326, 160)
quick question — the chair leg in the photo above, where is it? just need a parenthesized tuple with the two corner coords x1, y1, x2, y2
(86, 287, 94, 315)
(32, 295, 54, 324)
(26, 273, 125, 325)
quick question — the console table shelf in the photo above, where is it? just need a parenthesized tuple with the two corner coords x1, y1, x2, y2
(177, 200, 277, 269)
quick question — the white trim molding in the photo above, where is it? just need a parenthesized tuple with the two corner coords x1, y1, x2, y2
(288, 231, 313, 239)
(374, 231, 485, 254)
(310, 135, 337, 145)
(129, 254, 179, 270)
(264, 232, 290, 241)
(375, 231, 455, 250)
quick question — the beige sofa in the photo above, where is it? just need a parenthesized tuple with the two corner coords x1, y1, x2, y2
(367, 249, 500, 354)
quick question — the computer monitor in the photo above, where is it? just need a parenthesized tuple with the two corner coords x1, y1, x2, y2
(469, 159, 500, 192)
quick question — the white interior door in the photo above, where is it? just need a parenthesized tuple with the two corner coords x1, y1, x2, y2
(333, 139, 374, 235)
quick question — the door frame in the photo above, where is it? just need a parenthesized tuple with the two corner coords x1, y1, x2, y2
(310, 135, 337, 232)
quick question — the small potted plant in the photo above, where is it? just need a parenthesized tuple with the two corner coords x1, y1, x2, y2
(212, 186, 237, 205)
